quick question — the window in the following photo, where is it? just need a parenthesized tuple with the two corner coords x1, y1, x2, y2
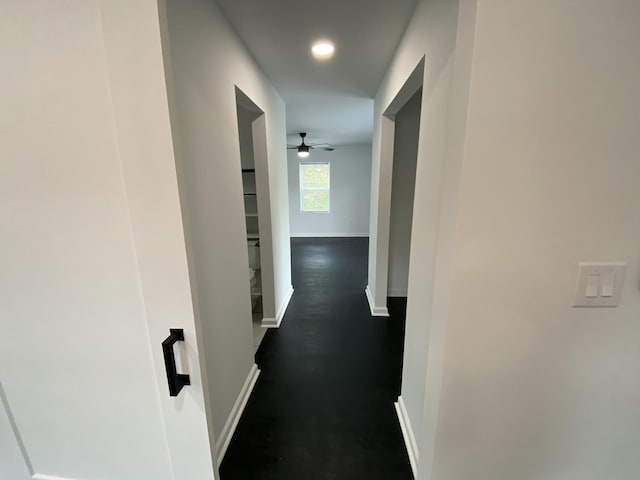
(300, 162, 330, 212)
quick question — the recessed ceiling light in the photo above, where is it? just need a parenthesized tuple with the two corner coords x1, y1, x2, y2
(311, 40, 335, 60)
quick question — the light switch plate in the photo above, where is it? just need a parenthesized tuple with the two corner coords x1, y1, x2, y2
(573, 262, 627, 307)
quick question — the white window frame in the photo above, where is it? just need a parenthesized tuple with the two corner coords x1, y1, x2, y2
(299, 162, 330, 213)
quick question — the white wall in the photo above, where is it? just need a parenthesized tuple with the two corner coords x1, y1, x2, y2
(432, 1, 640, 479)
(160, 0, 291, 448)
(236, 105, 258, 170)
(288, 145, 372, 237)
(388, 90, 421, 296)
(374, 0, 640, 479)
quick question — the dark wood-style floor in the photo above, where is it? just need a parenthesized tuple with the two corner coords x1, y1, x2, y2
(220, 237, 412, 479)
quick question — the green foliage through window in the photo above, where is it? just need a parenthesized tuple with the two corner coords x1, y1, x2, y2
(300, 163, 330, 212)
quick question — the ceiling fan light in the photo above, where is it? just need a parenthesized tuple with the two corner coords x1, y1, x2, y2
(297, 147, 310, 158)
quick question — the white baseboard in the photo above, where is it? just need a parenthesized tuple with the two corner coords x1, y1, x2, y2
(33, 475, 78, 480)
(365, 285, 389, 317)
(290, 233, 369, 238)
(215, 364, 260, 462)
(262, 285, 294, 328)
(387, 290, 408, 297)
(395, 396, 418, 478)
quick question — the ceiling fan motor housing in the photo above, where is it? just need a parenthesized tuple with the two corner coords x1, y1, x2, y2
(287, 132, 333, 153)
(298, 132, 309, 154)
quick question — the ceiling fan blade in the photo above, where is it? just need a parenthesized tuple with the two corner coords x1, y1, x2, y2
(310, 143, 334, 151)
(287, 145, 298, 149)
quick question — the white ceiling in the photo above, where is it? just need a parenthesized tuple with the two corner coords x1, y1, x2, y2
(215, 0, 418, 147)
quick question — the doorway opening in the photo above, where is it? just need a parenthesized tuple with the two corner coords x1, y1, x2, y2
(387, 88, 422, 308)
(366, 57, 424, 318)
(235, 88, 275, 352)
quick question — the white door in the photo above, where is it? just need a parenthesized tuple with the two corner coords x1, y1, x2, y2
(0, 1, 216, 479)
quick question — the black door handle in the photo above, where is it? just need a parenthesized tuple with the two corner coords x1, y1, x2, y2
(162, 329, 191, 397)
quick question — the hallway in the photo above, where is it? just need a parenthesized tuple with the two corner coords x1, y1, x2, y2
(221, 238, 413, 479)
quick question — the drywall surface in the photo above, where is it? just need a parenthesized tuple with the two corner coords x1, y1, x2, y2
(431, 1, 640, 479)
(387, 90, 421, 296)
(161, 0, 291, 443)
(288, 145, 372, 237)
(236, 106, 258, 170)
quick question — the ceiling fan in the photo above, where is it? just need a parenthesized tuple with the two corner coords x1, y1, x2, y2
(287, 132, 334, 158)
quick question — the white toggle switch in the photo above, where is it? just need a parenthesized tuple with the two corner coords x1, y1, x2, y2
(574, 262, 627, 307)
(585, 274, 600, 298)
(601, 271, 616, 297)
